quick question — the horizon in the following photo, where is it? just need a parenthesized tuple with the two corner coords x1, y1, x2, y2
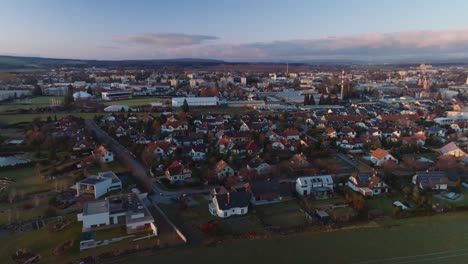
(2, 0, 468, 61)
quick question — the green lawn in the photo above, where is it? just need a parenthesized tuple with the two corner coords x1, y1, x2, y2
(365, 193, 416, 216)
(0, 96, 57, 112)
(0, 166, 53, 194)
(0, 218, 162, 264)
(121, 212, 468, 264)
(255, 200, 307, 228)
(103, 97, 163, 107)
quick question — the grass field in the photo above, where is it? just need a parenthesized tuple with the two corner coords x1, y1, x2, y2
(0, 96, 58, 112)
(255, 200, 307, 228)
(121, 212, 468, 264)
(102, 97, 164, 107)
(0, 166, 53, 194)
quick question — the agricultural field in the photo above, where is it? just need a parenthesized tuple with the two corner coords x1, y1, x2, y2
(123, 212, 468, 264)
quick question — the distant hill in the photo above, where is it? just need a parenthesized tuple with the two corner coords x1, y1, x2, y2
(0, 55, 225, 70)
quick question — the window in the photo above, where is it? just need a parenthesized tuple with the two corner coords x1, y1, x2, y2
(223, 212, 227, 217)
(241, 209, 244, 214)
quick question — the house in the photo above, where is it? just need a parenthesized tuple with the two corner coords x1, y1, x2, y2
(295, 175, 334, 199)
(289, 153, 312, 173)
(283, 128, 300, 140)
(77, 193, 157, 250)
(412, 171, 453, 191)
(73, 140, 94, 152)
(246, 156, 271, 175)
(239, 122, 250, 131)
(370, 148, 398, 166)
(438, 142, 467, 158)
(209, 187, 250, 218)
(325, 128, 337, 138)
(247, 181, 293, 205)
(161, 120, 188, 133)
(165, 161, 192, 183)
(213, 160, 235, 180)
(92, 145, 114, 163)
(245, 140, 260, 155)
(190, 144, 207, 161)
(347, 173, 389, 196)
(75, 171, 122, 198)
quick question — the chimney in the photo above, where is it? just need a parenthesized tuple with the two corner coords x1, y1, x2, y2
(227, 192, 230, 204)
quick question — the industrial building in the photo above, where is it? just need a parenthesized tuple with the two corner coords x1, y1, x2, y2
(171, 97, 218, 107)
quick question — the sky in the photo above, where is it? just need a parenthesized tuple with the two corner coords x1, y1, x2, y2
(1, 0, 468, 61)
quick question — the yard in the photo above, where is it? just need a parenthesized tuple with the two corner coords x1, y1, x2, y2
(120, 211, 468, 264)
(254, 200, 307, 228)
(0, 218, 162, 264)
(158, 195, 263, 240)
(365, 193, 416, 216)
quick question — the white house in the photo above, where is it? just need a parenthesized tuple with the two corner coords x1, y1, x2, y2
(165, 160, 192, 183)
(75, 171, 122, 198)
(369, 148, 398, 166)
(209, 187, 250, 218)
(92, 146, 114, 163)
(295, 175, 334, 196)
(77, 193, 157, 249)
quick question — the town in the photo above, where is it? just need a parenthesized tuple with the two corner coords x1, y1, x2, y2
(0, 60, 467, 263)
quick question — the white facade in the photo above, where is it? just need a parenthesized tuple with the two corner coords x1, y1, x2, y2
(75, 171, 122, 198)
(171, 97, 219, 107)
(296, 175, 334, 196)
(209, 198, 248, 218)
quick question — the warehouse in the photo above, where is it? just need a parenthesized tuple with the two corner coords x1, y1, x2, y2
(172, 97, 218, 107)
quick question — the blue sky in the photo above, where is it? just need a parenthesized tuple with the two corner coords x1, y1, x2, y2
(1, 0, 468, 61)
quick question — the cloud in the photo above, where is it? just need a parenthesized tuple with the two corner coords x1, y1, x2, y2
(97, 45, 120, 49)
(118, 33, 219, 47)
(110, 28, 468, 61)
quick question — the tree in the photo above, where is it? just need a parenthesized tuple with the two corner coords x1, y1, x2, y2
(182, 99, 190, 113)
(8, 188, 17, 204)
(87, 86, 93, 95)
(32, 84, 43, 96)
(303, 94, 310, 105)
(63, 90, 74, 109)
(309, 94, 316, 105)
(319, 94, 326, 105)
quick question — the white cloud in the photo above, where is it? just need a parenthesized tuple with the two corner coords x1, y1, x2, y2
(113, 28, 468, 61)
(118, 33, 218, 47)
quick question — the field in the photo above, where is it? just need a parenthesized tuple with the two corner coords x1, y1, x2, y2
(0, 96, 58, 112)
(0, 112, 99, 124)
(103, 97, 164, 107)
(121, 212, 468, 264)
(255, 200, 307, 228)
(0, 166, 53, 194)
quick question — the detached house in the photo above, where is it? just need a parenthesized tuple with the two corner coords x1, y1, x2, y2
(283, 128, 300, 140)
(92, 145, 114, 163)
(165, 161, 192, 183)
(412, 171, 455, 191)
(209, 187, 250, 218)
(438, 142, 467, 158)
(213, 160, 235, 180)
(75, 171, 122, 198)
(347, 173, 389, 197)
(370, 148, 398, 166)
